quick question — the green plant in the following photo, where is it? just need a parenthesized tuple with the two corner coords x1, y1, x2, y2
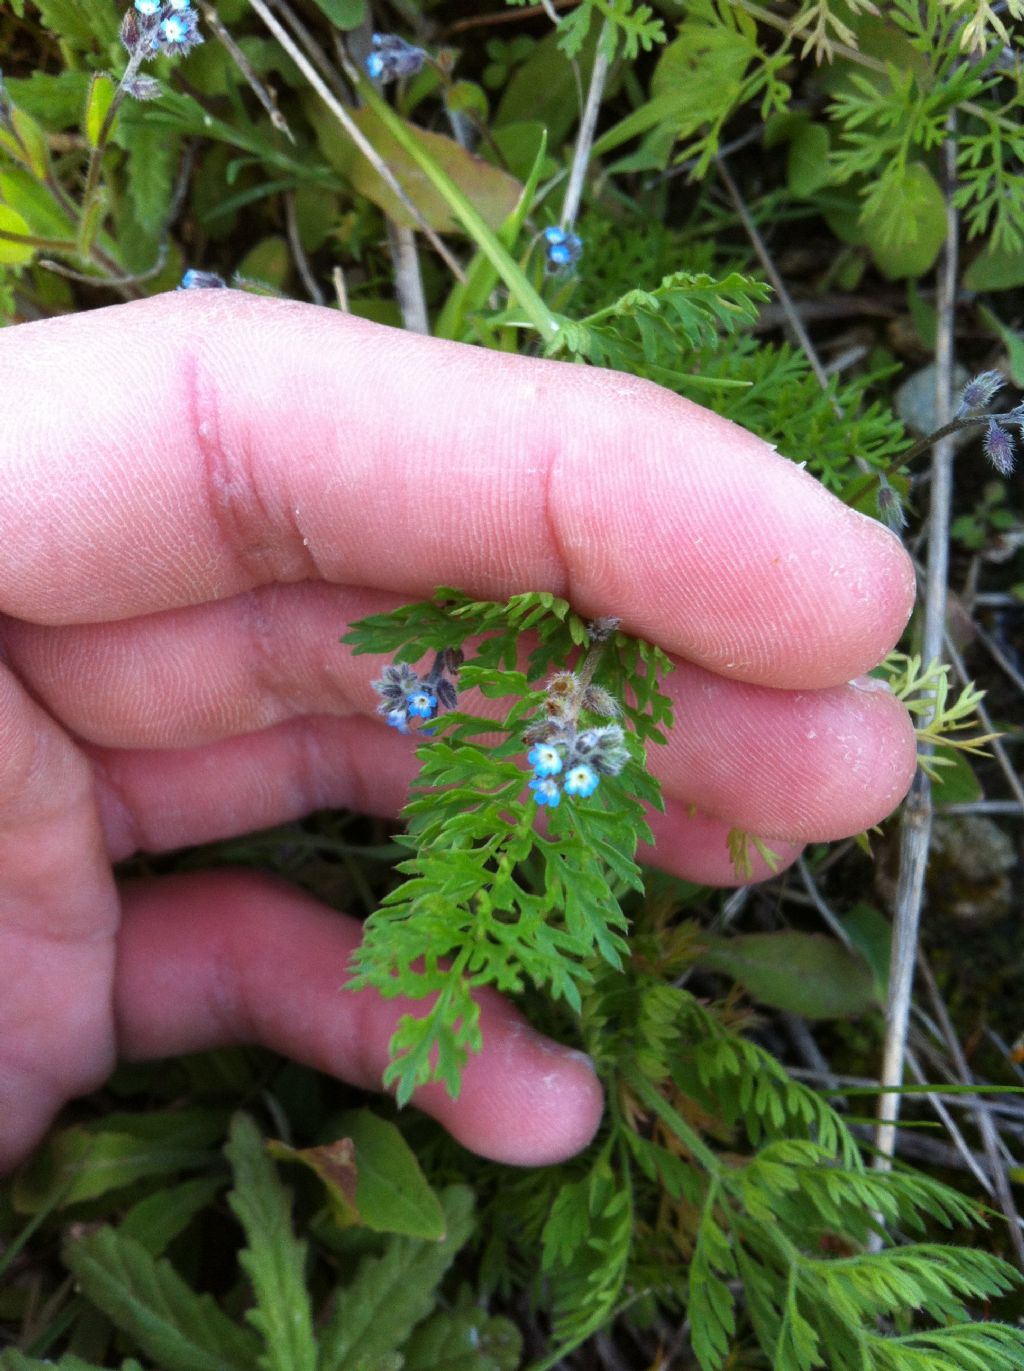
(3, 1, 1024, 1369)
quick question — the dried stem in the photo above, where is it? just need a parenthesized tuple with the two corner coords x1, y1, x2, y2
(871, 132, 959, 1204)
(560, 20, 611, 232)
(385, 219, 429, 333)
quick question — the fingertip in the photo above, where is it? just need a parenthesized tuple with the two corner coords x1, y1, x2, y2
(419, 1004, 604, 1166)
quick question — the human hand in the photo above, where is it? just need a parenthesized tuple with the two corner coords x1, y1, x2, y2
(0, 291, 916, 1173)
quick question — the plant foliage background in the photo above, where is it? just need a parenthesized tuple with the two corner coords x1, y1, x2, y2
(2, 1, 1024, 1368)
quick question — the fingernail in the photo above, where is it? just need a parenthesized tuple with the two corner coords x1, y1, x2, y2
(849, 673, 892, 694)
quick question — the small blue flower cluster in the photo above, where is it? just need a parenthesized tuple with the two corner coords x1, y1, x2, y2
(527, 725, 629, 807)
(365, 33, 428, 84)
(372, 650, 461, 735)
(543, 226, 583, 274)
(125, 0, 202, 58)
(523, 665, 629, 808)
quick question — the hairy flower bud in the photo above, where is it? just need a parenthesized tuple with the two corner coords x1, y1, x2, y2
(984, 418, 1016, 477)
(955, 369, 1004, 418)
(876, 475, 906, 533)
(124, 74, 164, 100)
(582, 684, 620, 717)
(586, 616, 620, 643)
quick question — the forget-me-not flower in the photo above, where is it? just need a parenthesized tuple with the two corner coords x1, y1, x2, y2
(529, 776, 562, 807)
(528, 743, 562, 777)
(563, 762, 600, 798)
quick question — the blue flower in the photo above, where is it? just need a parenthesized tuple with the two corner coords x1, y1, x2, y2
(529, 776, 562, 807)
(158, 7, 202, 54)
(178, 268, 226, 290)
(166, 0, 192, 8)
(134, 0, 160, 13)
(406, 690, 438, 720)
(542, 226, 583, 273)
(365, 33, 427, 83)
(528, 743, 562, 777)
(563, 762, 599, 798)
(386, 708, 411, 734)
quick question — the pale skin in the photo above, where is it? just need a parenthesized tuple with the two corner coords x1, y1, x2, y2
(0, 290, 918, 1173)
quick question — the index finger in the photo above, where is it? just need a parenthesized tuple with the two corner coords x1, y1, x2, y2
(0, 290, 913, 688)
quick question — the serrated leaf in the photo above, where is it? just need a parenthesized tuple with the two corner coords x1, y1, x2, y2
(318, 1185, 476, 1371)
(224, 1113, 318, 1371)
(62, 1227, 258, 1371)
(696, 930, 878, 1018)
(32, 0, 120, 50)
(117, 112, 180, 235)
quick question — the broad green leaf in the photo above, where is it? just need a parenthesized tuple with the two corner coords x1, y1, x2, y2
(837, 902, 891, 1002)
(318, 1185, 475, 1371)
(495, 29, 590, 144)
(224, 1113, 318, 1371)
(120, 1177, 226, 1256)
(84, 73, 116, 148)
(787, 121, 830, 198)
(12, 1111, 225, 1212)
(313, 105, 520, 235)
(0, 107, 49, 177)
(62, 1227, 258, 1371)
(0, 169, 75, 240)
(309, 0, 367, 28)
(929, 745, 984, 806)
(4, 73, 92, 130)
(861, 161, 946, 280)
(237, 234, 291, 289)
(964, 239, 1024, 291)
(0, 204, 35, 264)
(695, 930, 878, 1018)
(332, 1109, 445, 1239)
